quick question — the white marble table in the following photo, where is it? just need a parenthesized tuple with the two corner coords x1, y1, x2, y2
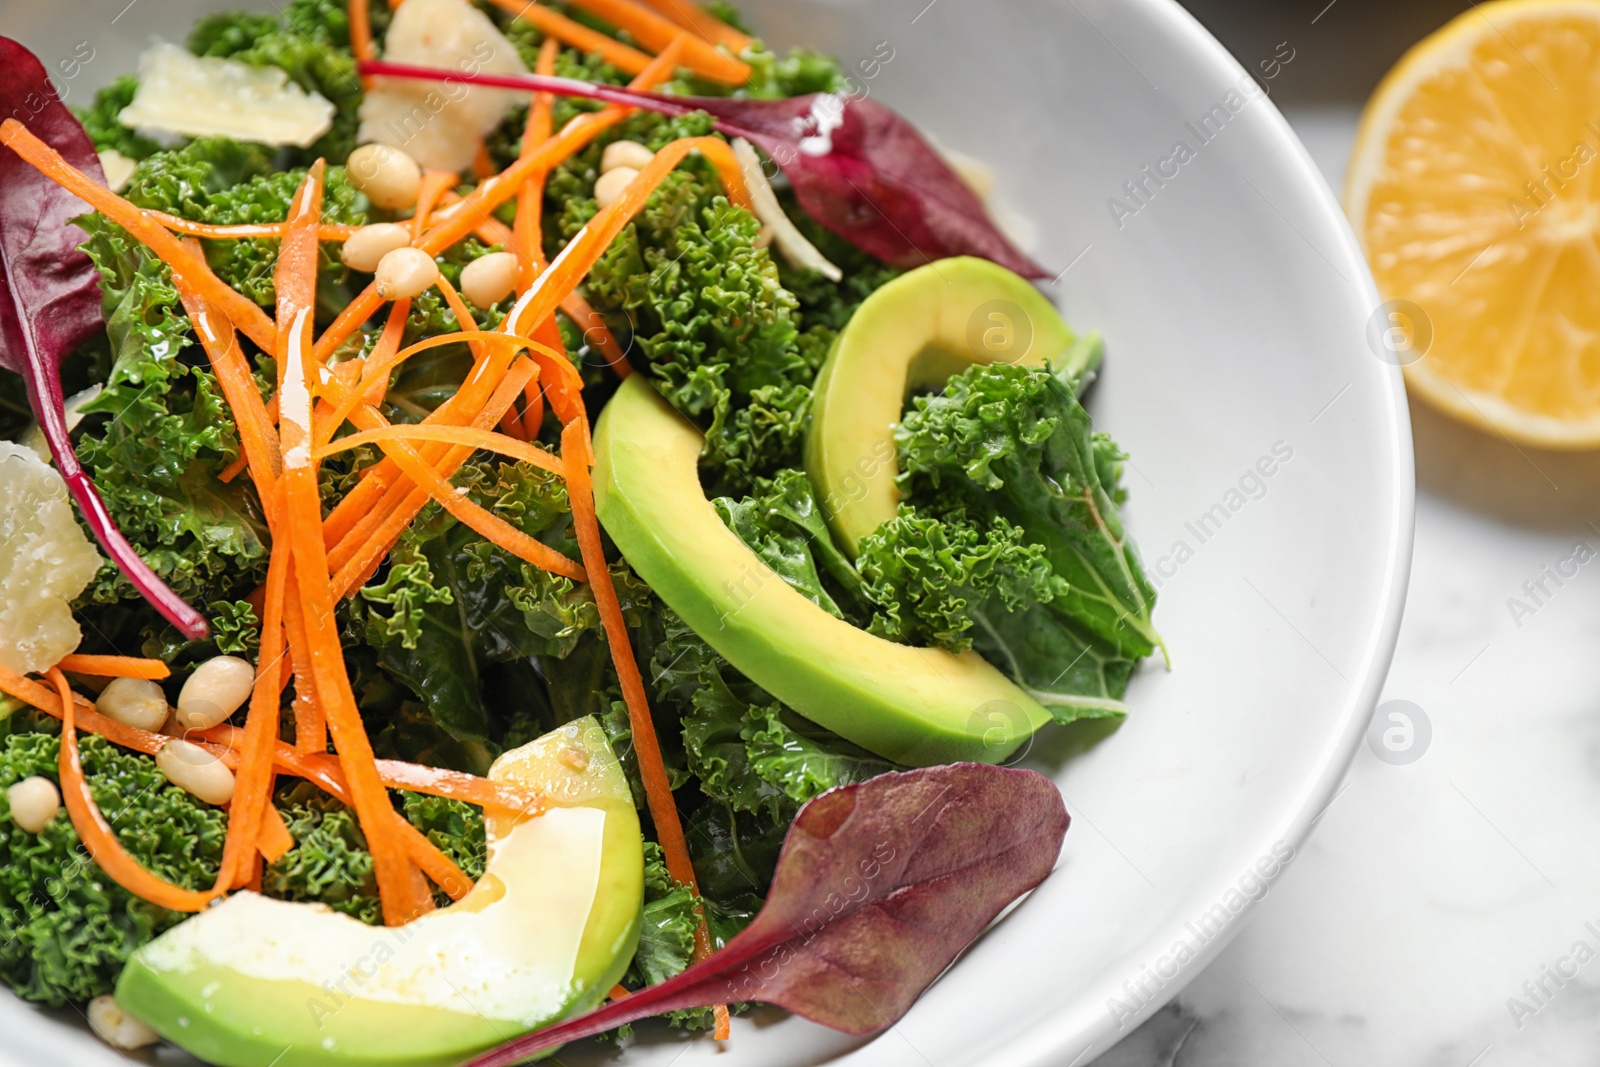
(1102, 107, 1600, 1067)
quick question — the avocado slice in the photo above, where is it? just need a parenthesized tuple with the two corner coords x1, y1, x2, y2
(806, 256, 1092, 552)
(593, 375, 1051, 766)
(114, 718, 643, 1067)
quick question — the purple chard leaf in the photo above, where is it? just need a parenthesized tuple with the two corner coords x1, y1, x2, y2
(0, 37, 208, 639)
(358, 60, 1051, 277)
(465, 763, 1069, 1067)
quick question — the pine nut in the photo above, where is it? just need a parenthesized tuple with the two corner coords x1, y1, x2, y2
(374, 247, 441, 301)
(341, 223, 413, 273)
(88, 995, 160, 1050)
(601, 140, 654, 173)
(346, 143, 423, 211)
(176, 656, 255, 730)
(6, 776, 60, 833)
(156, 740, 235, 806)
(96, 677, 170, 732)
(460, 252, 520, 309)
(594, 166, 638, 209)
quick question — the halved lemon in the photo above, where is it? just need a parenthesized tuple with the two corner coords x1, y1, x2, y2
(1347, 0, 1600, 448)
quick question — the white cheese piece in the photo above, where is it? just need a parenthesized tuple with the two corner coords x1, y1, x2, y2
(119, 42, 335, 149)
(358, 0, 529, 173)
(731, 138, 842, 281)
(0, 443, 102, 675)
(98, 149, 138, 194)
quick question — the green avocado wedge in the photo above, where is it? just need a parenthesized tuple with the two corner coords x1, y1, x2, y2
(806, 256, 1093, 552)
(593, 375, 1051, 766)
(114, 718, 643, 1067)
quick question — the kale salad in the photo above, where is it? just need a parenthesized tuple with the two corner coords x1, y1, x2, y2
(0, 1, 1161, 1063)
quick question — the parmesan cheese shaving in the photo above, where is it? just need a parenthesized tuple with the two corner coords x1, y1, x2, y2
(118, 42, 336, 149)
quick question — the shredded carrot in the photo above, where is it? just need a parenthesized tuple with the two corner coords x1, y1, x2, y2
(175, 271, 284, 498)
(150, 211, 360, 242)
(350, 0, 375, 89)
(560, 418, 705, 924)
(317, 424, 564, 474)
(284, 590, 327, 755)
(713, 1004, 732, 1039)
(318, 374, 588, 582)
(472, 142, 497, 181)
(54, 654, 169, 680)
(513, 38, 560, 293)
(412, 170, 459, 239)
(609, 984, 632, 1001)
(435, 190, 516, 248)
(484, 0, 655, 76)
(561, 291, 630, 377)
(275, 163, 432, 926)
(562, 0, 748, 83)
(257, 802, 294, 863)
(52, 669, 225, 913)
(504, 136, 749, 344)
(0, 120, 277, 353)
(633, 0, 751, 51)
(216, 495, 290, 891)
(313, 42, 686, 366)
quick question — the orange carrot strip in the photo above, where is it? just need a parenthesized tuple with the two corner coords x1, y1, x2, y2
(412, 170, 459, 240)
(350, 0, 375, 90)
(320, 375, 587, 581)
(257, 802, 294, 863)
(484, 0, 654, 75)
(0, 120, 277, 353)
(217, 494, 290, 890)
(561, 291, 630, 377)
(436, 190, 516, 248)
(176, 275, 284, 499)
(503, 136, 749, 344)
(472, 142, 497, 181)
(320, 333, 535, 560)
(313, 43, 685, 365)
(331, 358, 540, 598)
(633, 0, 751, 51)
(562, 0, 747, 83)
(561, 417, 702, 906)
(275, 165, 432, 926)
(713, 1004, 732, 1039)
(55, 654, 169, 680)
(513, 38, 560, 292)
(150, 212, 360, 242)
(317, 424, 564, 474)
(53, 669, 225, 913)
(609, 984, 632, 1001)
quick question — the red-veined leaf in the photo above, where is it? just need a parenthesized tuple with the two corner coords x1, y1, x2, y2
(465, 763, 1069, 1067)
(0, 37, 208, 638)
(358, 60, 1050, 277)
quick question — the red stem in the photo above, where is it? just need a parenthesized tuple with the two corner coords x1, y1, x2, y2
(357, 60, 710, 125)
(21, 361, 209, 639)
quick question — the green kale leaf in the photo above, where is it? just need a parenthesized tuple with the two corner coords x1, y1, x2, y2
(0, 728, 225, 1006)
(72, 75, 162, 161)
(898, 362, 1163, 661)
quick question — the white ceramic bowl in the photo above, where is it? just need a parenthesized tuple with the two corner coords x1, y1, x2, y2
(0, 0, 1412, 1064)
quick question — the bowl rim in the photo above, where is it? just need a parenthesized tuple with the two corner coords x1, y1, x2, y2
(992, 0, 1415, 1062)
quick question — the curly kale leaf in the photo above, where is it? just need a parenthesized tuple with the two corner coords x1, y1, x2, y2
(623, 842, 698, 990)
(712, 468, 869, 621)
(72, 75, 161, 161)
(187, 0, 366, 162)
(350, 462, 590, 759)
(652, 610, 892, 826)
(898, 362, 1162, 661)
(70, 215, 268, 609)
(577, 167, 811, 490)
(856, 504, 1060, 652)
(0, 730, 225, 1006)
(265, 787, 486, 924)
(121, 143, 368, 307)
